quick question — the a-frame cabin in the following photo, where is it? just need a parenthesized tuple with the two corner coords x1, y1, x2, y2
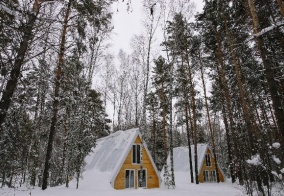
(83, 128, 161, 189)
(165, 144, 225, 183)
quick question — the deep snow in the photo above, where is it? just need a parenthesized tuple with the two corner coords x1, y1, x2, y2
(0, 180, 243, 196)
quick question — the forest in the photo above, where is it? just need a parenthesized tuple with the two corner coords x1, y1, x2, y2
(0, 0, 283, 195)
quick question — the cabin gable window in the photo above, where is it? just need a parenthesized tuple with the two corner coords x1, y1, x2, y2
(205, 154, 211, 166)
(132, 144, 141, 164)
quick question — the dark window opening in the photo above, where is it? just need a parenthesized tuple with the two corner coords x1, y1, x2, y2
(125, 170, 135, 188)
(205, 154, 211, 166)
(138, 169, 146, 188)
(132, 144, 141, 164)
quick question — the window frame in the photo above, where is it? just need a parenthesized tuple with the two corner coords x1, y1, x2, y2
(203, 170, 209, 182)
(210, 170, 217, 182)
(125, 169, 135, 189)
(205, 154, 212, 167)
(137, 169, 147, 188)
(132, 144, 141, 164)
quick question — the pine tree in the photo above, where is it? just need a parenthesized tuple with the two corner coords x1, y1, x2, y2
(152, 56, 171, 164)
(165, 12, 200, 184)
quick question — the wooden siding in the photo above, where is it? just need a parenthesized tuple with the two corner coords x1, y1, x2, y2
(198, 148, 225, 183)
(113, 135, 160, 189)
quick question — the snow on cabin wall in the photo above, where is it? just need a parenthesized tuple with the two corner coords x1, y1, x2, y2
(114, 135, 160, 189)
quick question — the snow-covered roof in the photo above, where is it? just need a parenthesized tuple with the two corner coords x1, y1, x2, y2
(83, 128, 160, 188)
(168, 144, 208, 175)
(163, 144, 226, 184)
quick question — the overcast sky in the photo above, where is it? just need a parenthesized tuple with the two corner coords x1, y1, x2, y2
(102, 1, 205, 120)
(110, 0, 204, 55)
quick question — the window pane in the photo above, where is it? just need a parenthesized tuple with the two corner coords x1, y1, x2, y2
(138, 170, 146, 187)
(130, 170, 134, 188)
(133, 145, 136, 163)
(211, 171, 216, 182)
(203, 171, 209, 182)
(137, 145, 141, 164)
(206, 154, 211, 166)
(125, 170, 129, 188)
(142, 170, 146, 187)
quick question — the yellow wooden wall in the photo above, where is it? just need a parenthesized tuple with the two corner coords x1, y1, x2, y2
(198, 148, 225, 183)
(113, 136, 160, 189)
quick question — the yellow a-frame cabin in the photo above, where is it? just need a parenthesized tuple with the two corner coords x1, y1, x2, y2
(83, 128, 161, 189)
(165, 144, 225, 183)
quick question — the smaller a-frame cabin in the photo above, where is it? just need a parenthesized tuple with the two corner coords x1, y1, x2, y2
(165, 144, 225, 183)
(83, 128, 161, 189)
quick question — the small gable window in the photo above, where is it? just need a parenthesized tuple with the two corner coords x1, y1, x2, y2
(205, 154, 211, 166)
(133, 144, 141, 164)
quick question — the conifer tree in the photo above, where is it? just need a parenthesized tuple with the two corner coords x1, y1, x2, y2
(165, 12, 200, 184)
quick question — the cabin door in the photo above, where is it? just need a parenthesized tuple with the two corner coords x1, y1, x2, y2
(138, 169, 147, 188)
(125, 170, 135, 188)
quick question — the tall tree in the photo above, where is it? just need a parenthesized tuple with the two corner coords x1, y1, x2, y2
(42, 0, 73, 189)
(165, 13, 200, 184)
(0, 0, 43, 133)
(246, 0, 284, 151)
(42, 0, 112, 189)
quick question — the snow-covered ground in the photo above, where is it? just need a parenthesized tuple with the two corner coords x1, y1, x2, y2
(1, 172, 244, 196)
(0, 130, 244, 196)
(0, 182, 243, 196)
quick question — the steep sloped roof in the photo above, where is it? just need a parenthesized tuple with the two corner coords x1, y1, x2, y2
(83, 128, 160, 188)
(162, 144, 226, 184)
(170, 144, 208, 174)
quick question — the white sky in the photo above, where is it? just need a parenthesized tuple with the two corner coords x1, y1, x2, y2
(110, 0, 204, 55)
(102, 0, 205, 123)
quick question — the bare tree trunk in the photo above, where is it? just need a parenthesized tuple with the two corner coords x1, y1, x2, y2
(112, 90, 116, 130)
(135, 92, 138, 127)
(276, 0, 284, 17)
(200, 60, 220, 183)
(103, 90, 107, 132)
(42, 0, 72, 190)
(169, 62, 175, 187)
(161, 81, 168, 163)
(185, 56, 199, 184)
(181, 61, 194, 183)
(141, 16, 154, 130)
(76, 170, 80, 189)
(221, 101, 235, 182)
(215, 31, 242, 183)
(117, 82, 123, 130)
(266, 96, 280, 138)
(0, 0, 40, 133)
(151, 110, 156, 162)
(61, 110, 69, 186)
